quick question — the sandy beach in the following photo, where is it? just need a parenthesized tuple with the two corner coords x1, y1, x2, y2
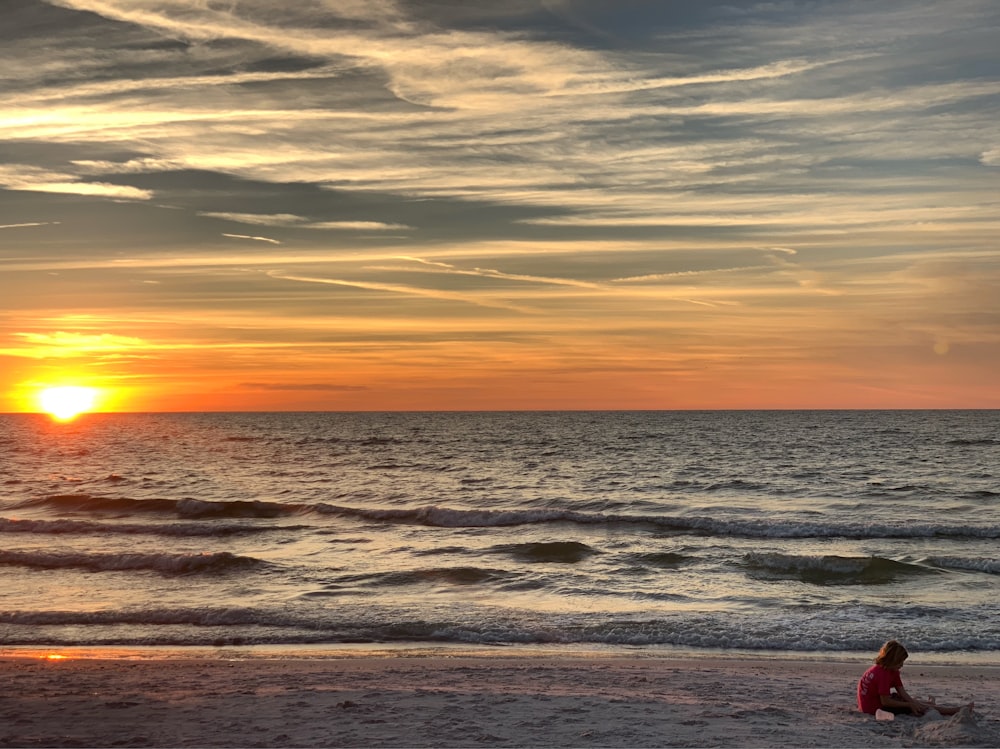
(0, 651, 997, 748)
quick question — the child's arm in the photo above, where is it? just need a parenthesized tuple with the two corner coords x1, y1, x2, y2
(888, 684, 927, 716)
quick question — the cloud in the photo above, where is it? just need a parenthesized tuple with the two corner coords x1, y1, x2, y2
(72, 158, 184, 173)
(240, 382, 368, 391)
(8, 0, 995, 238)
(21, 182, 153, 200)
(201, 213, 412, 231)
(613, 266, 776, 283)
(0, 165, 152, 200)
(0, 222, 61, 230)
(367, 257, 602, 290)
(9, 331, 147, 358)
(201, 213, 309, 226)
(222, 233, 282, 245)
(267, 271, 533, 313)
(305, 221, 411, 231)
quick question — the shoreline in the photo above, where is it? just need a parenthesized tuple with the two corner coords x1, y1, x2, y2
(5, 641, 1000, 666)
(2, 649, 998, 747)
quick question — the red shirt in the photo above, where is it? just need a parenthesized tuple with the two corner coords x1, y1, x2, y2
(857, 664, 902, 714)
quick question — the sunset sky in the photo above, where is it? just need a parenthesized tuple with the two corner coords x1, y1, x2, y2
(2, 0, 998, 412)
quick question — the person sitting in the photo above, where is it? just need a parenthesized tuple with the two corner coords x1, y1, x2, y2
(857, 639, 973, 717)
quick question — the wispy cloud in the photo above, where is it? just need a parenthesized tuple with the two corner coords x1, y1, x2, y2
(241, 382, 368, 392)
(0, 222, 61, 230)
(306, 221, 411, 231)
(201, 213, 310, 227)
(202, 213, 412, 231)
(367, 256, 603, 290)
(0, 165, 153, 200)
(266, 271, 533, 313)
(222, 233, 282, 245)
(0, 165, 152, 200)
(8, 331, 148, 359)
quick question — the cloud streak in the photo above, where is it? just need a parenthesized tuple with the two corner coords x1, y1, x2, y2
(266, 271, 534, 313)
(0, 222, 61, 230)
(222, 233, 282, 245)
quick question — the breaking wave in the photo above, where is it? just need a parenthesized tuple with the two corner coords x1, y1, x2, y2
(742, 552, 936, 585)
(927, 556, 1000, 575)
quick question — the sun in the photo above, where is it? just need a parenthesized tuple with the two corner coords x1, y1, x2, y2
(38, 386, 100, 421)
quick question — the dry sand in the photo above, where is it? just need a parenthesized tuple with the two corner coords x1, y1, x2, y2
(0, 651, 997, 748)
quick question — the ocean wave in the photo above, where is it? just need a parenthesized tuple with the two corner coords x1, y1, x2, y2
(315, 504, 584, 527)
(0, 549, 266, 575)
(741, 552, 935, 585)
(176, 498, 293, 518)
(926, 557, 1000, 575)
(2, 604, 999, 652)
(0, 607, 283, 628)
(316, 503, 1000, 540)
(13, 494, 178, 513)
(0, 517, 286, 537)
(13, 496, 1000, 541)
(624, 551, 693, 568)
(333, 567, 514, 587)
(491, 541, 598, 564)
(704, 479, 767, 492)
(964, 489, 1000, 499)
(13, 494, 298, 519)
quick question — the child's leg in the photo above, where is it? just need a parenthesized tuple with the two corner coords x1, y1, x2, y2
(885, 694, 914, 715)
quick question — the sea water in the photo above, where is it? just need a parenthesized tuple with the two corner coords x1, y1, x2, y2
(1, 410, 997, 659)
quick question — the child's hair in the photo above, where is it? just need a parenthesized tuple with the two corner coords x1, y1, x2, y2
(875, 640, 909, 668)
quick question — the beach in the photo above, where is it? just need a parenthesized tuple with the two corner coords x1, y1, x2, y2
(1, 652, 997, 748)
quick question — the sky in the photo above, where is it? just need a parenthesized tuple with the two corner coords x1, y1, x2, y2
(2, 0, 999, 412)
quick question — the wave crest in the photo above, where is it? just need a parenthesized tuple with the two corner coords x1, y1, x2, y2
(493, 541, 598, 564)
(0, 517, 282, 537)
(742, 552, 934, 585)
(317, 503, 1000, 541)
(0, 549, 265, 575)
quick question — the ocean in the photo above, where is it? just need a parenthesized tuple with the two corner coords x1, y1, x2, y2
(1, 410, 998, 660)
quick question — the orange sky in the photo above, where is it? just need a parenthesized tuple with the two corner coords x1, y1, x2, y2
(2, 1, 999, 412)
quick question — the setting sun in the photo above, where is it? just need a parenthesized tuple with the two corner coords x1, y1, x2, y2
(38, 386, 99, 421)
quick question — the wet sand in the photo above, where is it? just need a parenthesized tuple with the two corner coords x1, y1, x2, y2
(0, 652, 997, 747)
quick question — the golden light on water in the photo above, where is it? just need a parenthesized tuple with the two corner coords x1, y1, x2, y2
(37, 385, 100, 421)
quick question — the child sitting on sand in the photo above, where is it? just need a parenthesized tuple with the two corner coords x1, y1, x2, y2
(857, 640, 974, 717)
